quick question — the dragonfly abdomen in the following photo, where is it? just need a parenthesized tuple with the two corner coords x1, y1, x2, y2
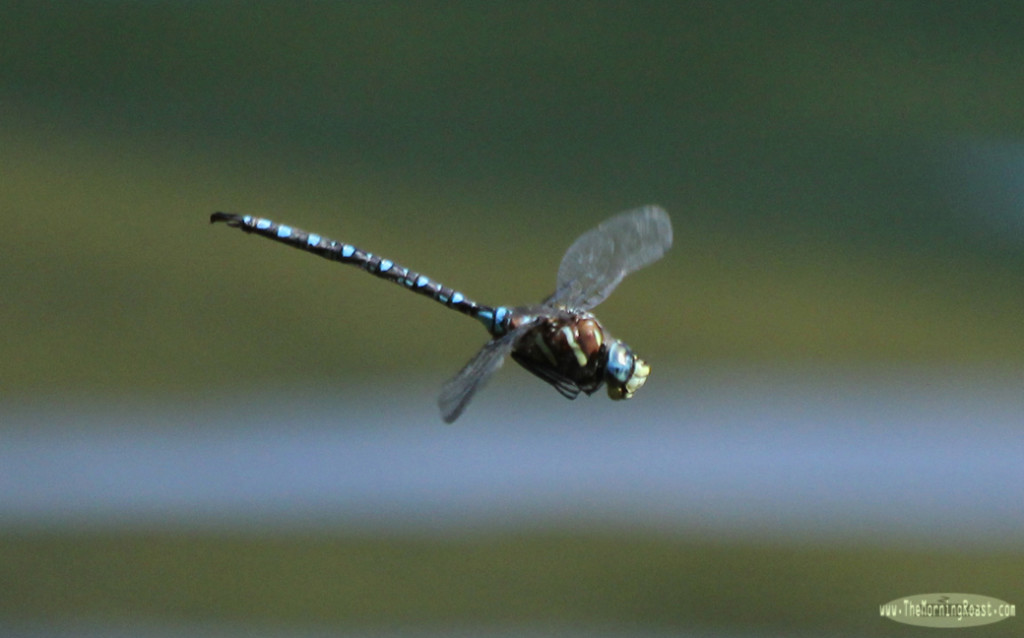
(211, 212, 498, 324)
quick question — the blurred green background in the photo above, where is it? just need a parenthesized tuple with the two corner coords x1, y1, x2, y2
(1, 1, 1022, 636)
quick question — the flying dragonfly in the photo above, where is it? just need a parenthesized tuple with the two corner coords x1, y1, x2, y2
(211, 206, 672, 422)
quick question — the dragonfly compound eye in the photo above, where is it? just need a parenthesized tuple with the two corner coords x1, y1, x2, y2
(605, 340, 650, 400)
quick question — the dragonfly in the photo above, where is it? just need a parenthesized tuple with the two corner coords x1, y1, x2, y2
(210, 206, 672, 422)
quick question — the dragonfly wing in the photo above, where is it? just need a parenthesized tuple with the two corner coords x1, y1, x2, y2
(438, 328, 523, 423)
(546, 206, 672, 310)
(514, 360, 582, 400)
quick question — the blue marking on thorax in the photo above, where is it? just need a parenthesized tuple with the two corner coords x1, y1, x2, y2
(476, 306, 510, 335)
(307, 234, 321, 247)
(255, 218, 272, 230)
(342, 245, 355, 258)
(277, 225, 293, 238)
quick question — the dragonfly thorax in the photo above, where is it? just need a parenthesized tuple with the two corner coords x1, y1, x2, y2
(508, 309, 649, 401)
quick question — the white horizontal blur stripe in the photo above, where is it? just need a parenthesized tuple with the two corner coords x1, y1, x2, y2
(1, 368, 1021, 545)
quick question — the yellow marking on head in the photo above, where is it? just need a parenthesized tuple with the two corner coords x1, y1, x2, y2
(624, 358, 651, 396)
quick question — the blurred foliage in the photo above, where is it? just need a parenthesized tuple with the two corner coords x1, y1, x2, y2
(1, 1, 1022, 397)
(1, 530, 1020, 636)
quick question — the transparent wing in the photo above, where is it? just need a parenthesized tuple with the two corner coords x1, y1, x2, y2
(438, 328, 524, 423)
(545, 206, 672, 311)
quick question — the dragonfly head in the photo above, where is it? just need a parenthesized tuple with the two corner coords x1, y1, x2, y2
(604, 340, 650, 400)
